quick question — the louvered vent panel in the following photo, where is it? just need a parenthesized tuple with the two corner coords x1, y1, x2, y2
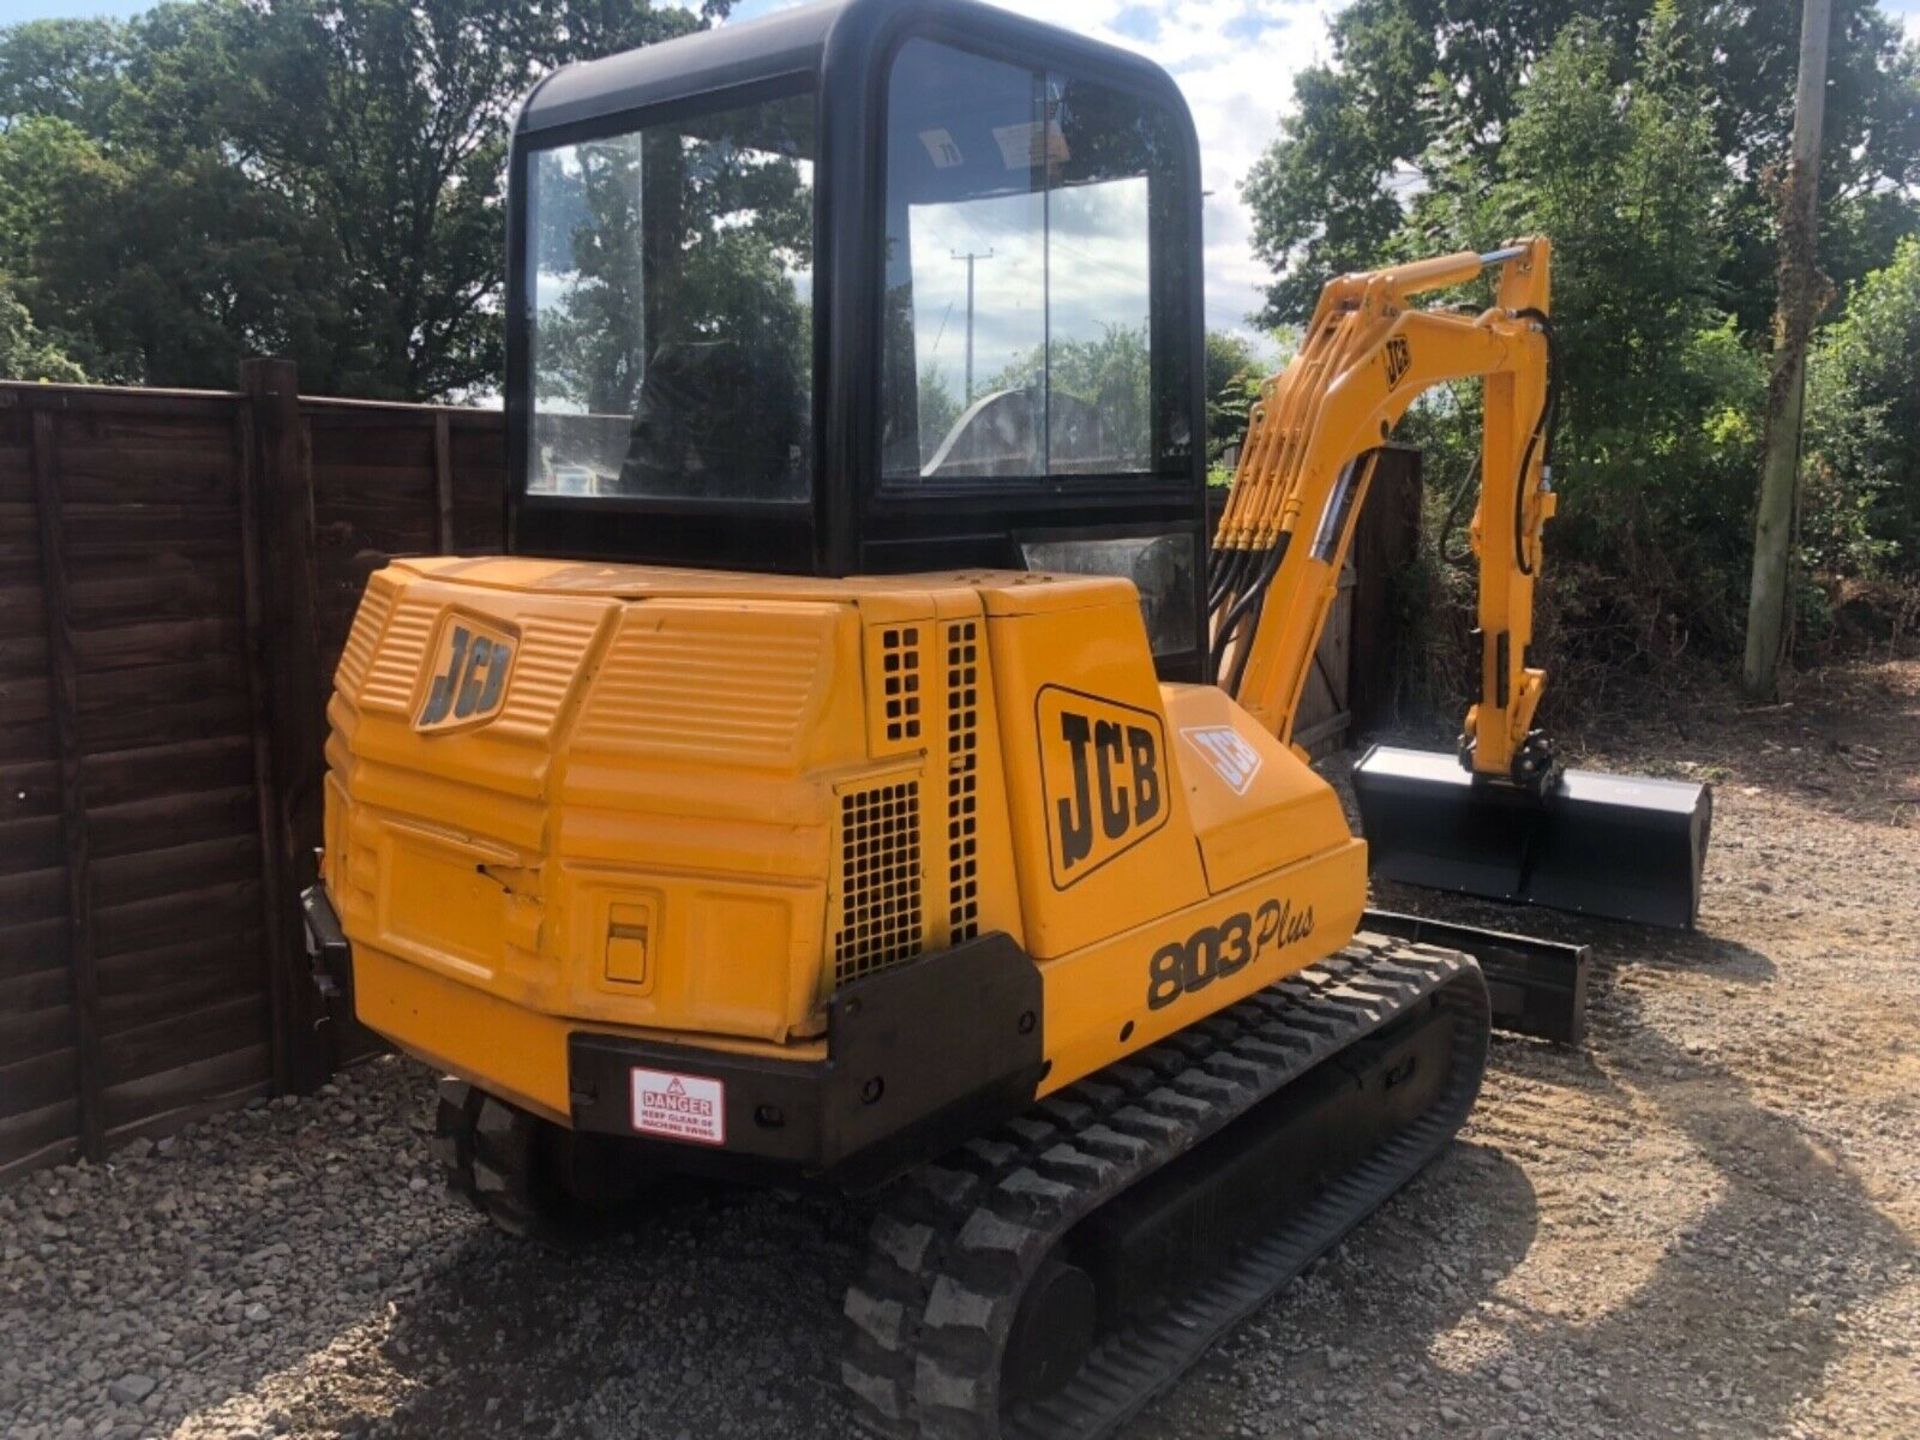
(944, 621, 981, 943)
(574, 621, 823, 766)
(491, 612, 604, 737)
(334, 577, 394, 698)
(880, 626, 922, 743)
(357, 594, 438, 712)
(833, 780, 923, 986)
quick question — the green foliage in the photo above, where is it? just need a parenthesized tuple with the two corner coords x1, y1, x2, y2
(1804, 236, 1920, 577)
(0, 273, 84, 382)
(1402, 13, 1766, 639)
(916, 361, 963, 461)
(1243, 0, 1920, 335)
(531, 95, 811, 426)
(990, 323, 1154, 465)
(1203, 329, 1266, 466)
(1245, 0, 1918, 676)
(0, 0, 713, 398)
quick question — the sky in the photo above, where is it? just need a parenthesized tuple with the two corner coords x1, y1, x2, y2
(7, 0, 1920, 360)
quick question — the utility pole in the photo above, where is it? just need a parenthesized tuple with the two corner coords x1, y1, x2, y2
(951, 248, 993, 401)
(1743, 0, 1832, 699)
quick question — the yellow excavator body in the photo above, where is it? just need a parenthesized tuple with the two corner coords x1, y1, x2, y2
(323, 556, 1362, 1127)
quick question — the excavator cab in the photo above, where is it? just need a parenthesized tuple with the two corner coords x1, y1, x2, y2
(509, 0, 1210, 677)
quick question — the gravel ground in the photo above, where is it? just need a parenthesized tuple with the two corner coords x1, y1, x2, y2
(4, 660, 1918, 1440)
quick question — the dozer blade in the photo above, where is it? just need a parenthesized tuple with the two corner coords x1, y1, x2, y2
(1351, 744, 1711, 929)
(1360, 908, 1589, 1045)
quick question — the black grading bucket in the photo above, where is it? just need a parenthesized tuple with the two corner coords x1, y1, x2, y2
(1352, 745, 1712, 929)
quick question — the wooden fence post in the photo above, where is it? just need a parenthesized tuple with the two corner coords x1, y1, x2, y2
(1348, 446, 1423, 738)
(239, 358, 330, 1094)
(30, 405, 105, 1161)
(433, 411, 456, 553)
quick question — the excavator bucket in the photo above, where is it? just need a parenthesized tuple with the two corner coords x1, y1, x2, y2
(1351, 745, 1712, 929)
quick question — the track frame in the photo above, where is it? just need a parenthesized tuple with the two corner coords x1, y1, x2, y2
(842, 936, 1491, 1439)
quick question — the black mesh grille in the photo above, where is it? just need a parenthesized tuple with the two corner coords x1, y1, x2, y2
(833, 780, 923, 985)
(945, 621, 981, 943)
(880, 626, 922, 743)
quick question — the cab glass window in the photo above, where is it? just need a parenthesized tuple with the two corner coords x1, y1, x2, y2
(526, 88, 815, 501)
(878, 40, 1194, 486)
(1022, 532, 1197, 655)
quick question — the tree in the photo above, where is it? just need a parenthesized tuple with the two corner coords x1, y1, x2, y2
(991, 324, 1155, 467)
(1803, 235, 1920, 576)
(1204, 329, 1266, 467)
(0, 274, 84, 381)
(1243, 0, 1920, 336)
(532, 91, 812, 427)
(916, 361, 963, 460)
(0, 18, 128, 133)
(0, 0, 717, 398)
(1388, 9, 1769, 653)
(0, 112, 349, 385)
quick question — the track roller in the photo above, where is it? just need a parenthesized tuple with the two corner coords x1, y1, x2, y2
(431, 1077, 651, 1245)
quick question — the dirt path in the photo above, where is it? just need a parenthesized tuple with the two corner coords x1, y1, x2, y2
(4, 663, 1917, 1440)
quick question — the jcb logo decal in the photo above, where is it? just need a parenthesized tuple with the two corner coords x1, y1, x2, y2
(415, 616, 515, 733)
(1182, 725, 1263, 795)
(1383, 335, 1412, 388)
(1036, 685, 1168, 889)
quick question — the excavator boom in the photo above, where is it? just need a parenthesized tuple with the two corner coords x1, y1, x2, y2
(1212, 239, 1710, 926)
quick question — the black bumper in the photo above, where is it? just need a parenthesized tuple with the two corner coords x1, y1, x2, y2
(569, 932, 1045, 1188)
(301, 883, 353, 1008)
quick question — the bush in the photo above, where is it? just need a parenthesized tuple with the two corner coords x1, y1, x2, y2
(1803, 235, 1920, 580)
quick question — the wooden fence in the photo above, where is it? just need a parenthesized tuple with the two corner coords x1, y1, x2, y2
(0, 366, 1410, 1180)
(0, 363, 506, 1178)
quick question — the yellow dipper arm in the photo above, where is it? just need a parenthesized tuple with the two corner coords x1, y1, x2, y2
(1210, 238, 1555, 783)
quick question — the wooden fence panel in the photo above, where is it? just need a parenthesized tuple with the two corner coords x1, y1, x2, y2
(56, 394, 272, 1142)
(0, 387, 275, 1174)
(0, 377, 506, 1177)
(0, 398, 78, 1175)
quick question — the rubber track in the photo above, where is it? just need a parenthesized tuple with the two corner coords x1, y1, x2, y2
(430, 1076, 554, 1241)
(841, 934, 1491, 1440)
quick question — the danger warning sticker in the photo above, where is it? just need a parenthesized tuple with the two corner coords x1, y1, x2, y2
(629, 1068, 726, 1147)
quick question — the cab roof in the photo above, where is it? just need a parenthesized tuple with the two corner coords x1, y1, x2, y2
(515, 0, 1189, 140)
(518, 1, 841, 136)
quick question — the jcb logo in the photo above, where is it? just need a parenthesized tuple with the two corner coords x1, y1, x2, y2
(1036, 685, 1169, 889)
(1383, 335, 1412, 388)
(415, 616, 515, 733)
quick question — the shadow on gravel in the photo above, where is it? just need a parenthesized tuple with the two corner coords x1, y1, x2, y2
(347, 1181, 878, 1439)
(1119, 1142, 1541, 1439)
(245, 1135, 1542, 1440)
(1523, 986, 1915, 1437)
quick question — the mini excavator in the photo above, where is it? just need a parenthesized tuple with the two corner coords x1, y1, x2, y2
(301, 2, 1710, 1434)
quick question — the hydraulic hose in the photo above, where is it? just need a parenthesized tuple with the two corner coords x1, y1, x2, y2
(1511, 307, 1559, 577)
